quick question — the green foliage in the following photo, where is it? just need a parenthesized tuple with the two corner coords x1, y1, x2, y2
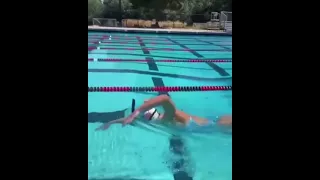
(88, 0, 104, 19)
(88, 0, 232, 22)
(103, 0, 132, 11)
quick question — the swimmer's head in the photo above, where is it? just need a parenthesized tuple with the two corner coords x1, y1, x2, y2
(144, 108, 161, 121)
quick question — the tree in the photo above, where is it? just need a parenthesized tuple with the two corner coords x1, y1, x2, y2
(129, 0, 183, 20)
(101, 0, 134, 20)
(88, 0, 104, 19)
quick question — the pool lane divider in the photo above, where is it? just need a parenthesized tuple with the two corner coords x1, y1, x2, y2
(166, 38, 230, 77)
(88, 47, 231, 52)
(88, 58, 232, 63)
(88, 86, 232, 92)
(89, 36, 170, 42)
(88, 35, 231, 42)
(88, 37, 230, 43)
(89, 41, 226, 46)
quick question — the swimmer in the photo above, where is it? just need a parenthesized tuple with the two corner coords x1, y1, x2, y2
(95, 95, 232, 132)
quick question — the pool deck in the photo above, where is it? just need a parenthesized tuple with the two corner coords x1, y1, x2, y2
(88, 26, 232, 36)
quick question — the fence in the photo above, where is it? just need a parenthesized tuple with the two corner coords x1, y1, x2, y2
(92, 18, 118, 27)
(220, 11, 232, 32)
(89, 11, 231, 31)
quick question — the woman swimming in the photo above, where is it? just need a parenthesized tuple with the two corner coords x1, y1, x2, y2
(95, 95, 232, 132)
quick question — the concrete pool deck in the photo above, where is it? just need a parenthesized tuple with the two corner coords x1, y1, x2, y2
(88, 26, 232, 36)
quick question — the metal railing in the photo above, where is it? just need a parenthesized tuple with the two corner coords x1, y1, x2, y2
(220, 11, 232, 32)
(211, 12, 219, 22)
(92, 18, 118, 27)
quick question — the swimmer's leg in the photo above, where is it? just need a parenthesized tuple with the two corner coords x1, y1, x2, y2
(217, 115, 232, 127)
(88, 109, 128, 123)
(190, 116, 209, 125)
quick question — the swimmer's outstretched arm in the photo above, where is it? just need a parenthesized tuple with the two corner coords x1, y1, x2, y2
(138, 95, 175, 113)
(95, 118, 125, 131)
(123, 95, 176, 125)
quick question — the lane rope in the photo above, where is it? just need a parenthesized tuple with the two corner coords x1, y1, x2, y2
(88, 41, 232, 46)
(88, 35, 231, 42)
(88, 39, 230, 43)
(88, 47, 231, 52)
(88, 86, 232, 92)
(88, 58, 231, 63)
(88, 37, 170, 41)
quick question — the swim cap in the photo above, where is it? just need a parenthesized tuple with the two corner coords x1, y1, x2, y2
(144, 108, 160, 121)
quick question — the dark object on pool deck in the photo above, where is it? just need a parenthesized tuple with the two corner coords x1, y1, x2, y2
(151, 21, 160, 28)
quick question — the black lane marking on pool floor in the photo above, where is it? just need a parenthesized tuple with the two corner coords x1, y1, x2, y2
(136, 37, 158, 71)
(94, 61, 228, 71)
(166, 38, 230, 77)
(152, 77, 169, 96)
(152, 78, 193, 180)
(137, 36, 193, 180)
(196, 39, 232, 50)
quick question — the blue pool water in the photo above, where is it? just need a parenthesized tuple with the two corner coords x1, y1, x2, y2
(88, 32, 232, 180)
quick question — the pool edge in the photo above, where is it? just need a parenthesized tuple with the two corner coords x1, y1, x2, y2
(88, 27, 232, 36)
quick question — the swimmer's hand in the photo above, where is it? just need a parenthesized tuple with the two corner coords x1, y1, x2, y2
(95, 118, 126, 131)
(123, 110, 140, 126)
(95, 123, 111, 131)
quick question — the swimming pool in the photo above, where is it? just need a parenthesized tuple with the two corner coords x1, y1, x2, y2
(88, 31, 232, 180)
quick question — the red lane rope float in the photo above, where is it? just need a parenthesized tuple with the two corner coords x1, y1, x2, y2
(88, 37, 170, 41)
(87, 58, 232, 63)
(88, 86, 232, 92)
(88, 47, 96, 51)
(89, 41, 175, 45)
(88, 47, 231, 52)
(89, 35, 222, 40)
(88, 41, 232, 46)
